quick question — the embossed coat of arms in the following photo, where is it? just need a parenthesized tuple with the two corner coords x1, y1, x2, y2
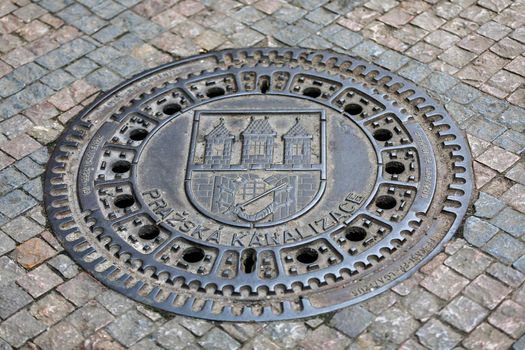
(185, 110, 327, 228)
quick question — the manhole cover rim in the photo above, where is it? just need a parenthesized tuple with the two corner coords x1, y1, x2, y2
(44, 48, 473, 322)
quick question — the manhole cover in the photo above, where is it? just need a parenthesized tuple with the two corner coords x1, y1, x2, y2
(45, 49, 472, 321)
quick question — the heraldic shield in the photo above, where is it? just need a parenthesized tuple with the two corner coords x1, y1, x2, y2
(185, 110, 327, 228)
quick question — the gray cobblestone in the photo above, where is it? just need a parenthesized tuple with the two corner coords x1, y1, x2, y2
(474, 192, 506, 219)
(0, 283, 32, 319)
(0, 190, 37, 218)
(263, 322, 307, 348)
(48, 254, 79, 279)
(106, 309, 156, 347)
(0, 231, 15, 256)
(487, 262, 525, 287)
(463, 216, 500, 247)
(484, 233, 525, 264)
(154, 319, 196, 350)
(1, 216, 42, 243)
(0, 310, 46, 348)
(330, 305, 374, 337)
(416, 318, 462, 350)
(490, 207, 525, 238)
(14, 157, 45, 179)
(86, 67, 122, 90)
(56, 272, 106, 306)
(40, 69, 75, 90)
(199, 327, 241, 350)
(439, 296, 488, 332)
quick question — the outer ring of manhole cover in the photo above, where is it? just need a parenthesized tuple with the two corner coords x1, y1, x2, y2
(45, 48, 472, 322)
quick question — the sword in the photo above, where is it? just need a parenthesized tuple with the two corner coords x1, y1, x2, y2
(222, 182, 288, 214)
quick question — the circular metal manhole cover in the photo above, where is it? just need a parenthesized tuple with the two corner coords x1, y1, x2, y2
(45, 49, 472, 321)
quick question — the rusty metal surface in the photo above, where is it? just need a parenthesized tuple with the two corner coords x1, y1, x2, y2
(44, 48, 472, 321)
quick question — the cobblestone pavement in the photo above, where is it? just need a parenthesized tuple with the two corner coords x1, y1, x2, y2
(0, 0, 524, 349)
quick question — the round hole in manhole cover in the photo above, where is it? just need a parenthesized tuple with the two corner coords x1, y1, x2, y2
(45, 49, 473, 321)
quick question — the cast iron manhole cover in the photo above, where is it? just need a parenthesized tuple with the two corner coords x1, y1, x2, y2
(45, 49, 472, 321)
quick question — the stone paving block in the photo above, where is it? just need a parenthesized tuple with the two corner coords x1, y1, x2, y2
(95, 289, 135, 316)
(17, 264, 62, 298)
(422, 71, 459, 95)
(477, 146, 520, 172)
(272, 4, 307, 24)
(488, 300, 525, 338)
(463, 323, 513, 350)
(129, 337, 162, 350)
(14, 237, 55, 269)
(86, 67, 122, 91)
(0, 190, 37, 218)
(421, 265, 469, 300)
(0, 310, 46, 348)
(56, 272, 106, 306)
(36, 38, 97, 70)
(438, 46, 477, 68)
(368, 307, 420, 344)
(494, 129, 525, 153)
(65, 58, 99, 79)
(416, 318, 462, 350)
(483, 176, 515, 198)
(351, 40, 385, 61)
(406, 41, 442, 63)
(178, 316, 214, 336)
(154, 318, 196, 350)
(329, 304, 375, 337)
(0, 256, 24, 285)
(463, 216, 499, 247)
(459, 33, 495, 54)
(0, 230, 15, 256)
(30, 292, 75, 326)
(484, 232, 525, 264)
(514, 255, 525, 274)
(40, 69, 75, 91)
(473, 192, 506, 219)
(221, 323, 262, 343)
(34, 320, 83, 350)
(1, 133, 41, 160)
(262, 322, 307, 348)
(198, 327, 241, 350)
(48, 254, 79, 279)
(92, 0, 126, 19)
(0, 75, 25, 98)
(0, 152, 14, 172)
(490, 207, 525, 238)
(397, 60, 432, 83)
(11, 62, 47, 84)
(0, 115, 33, 141)
(106, 309, 156, 347)
(23, 178, 43, 201)
(107, 55, 145, 77)
(497, 106, 525, 132)
(363, 290, 397, 315)
(273, 24, 310, 46)
(1, 215, 42, 244)
(0, 283, 32, 319)
(501, 184, 525, 214)
(67, 300, 115, 337)
(487, 262, 525, 287)
(14, 156, 44, 179)
(439, 295, 489, 332)
(376, 49, 411, 71)
(464, 274, 512, 309)
(444, 246, 493, 279)
(300, 325, 350, 350)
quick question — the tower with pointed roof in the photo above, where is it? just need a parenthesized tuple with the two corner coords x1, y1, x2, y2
(204, 120, 234, 166)
(283, 119, 312, 166)
(241, 117, 276, 166)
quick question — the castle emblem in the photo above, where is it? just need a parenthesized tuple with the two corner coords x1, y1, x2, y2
(185, 111, 326, 228)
